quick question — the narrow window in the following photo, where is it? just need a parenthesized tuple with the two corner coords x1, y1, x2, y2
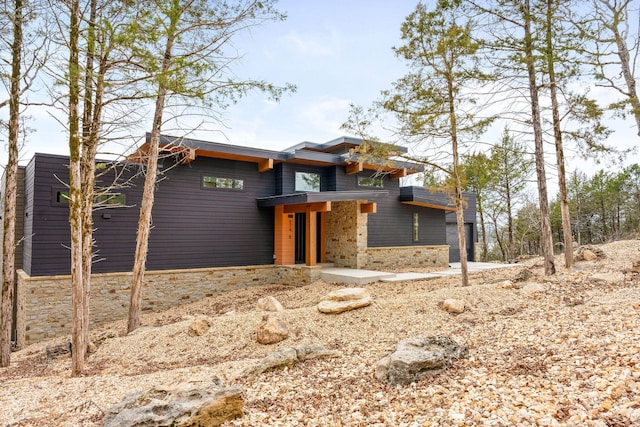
(357, 175, 383, 188)
(94, 193, 126, 207)
(57, 191, 70, 204)
(295, 172, 320, 192)
(202, 176, 244, 190)
(413, 212, 419, 242)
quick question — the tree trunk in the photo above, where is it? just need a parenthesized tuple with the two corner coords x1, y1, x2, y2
(127, 27, 176, 333)
(1, 0, 23, 367)
(546, 0, 573, 269)
(477, 195, 488, 261)
(609, 3, 640, 136)
(68, 0, 86, 376)
(505, 175, 514, 261)
(523, 0, 555, 275)
(79, 0, 98, 356)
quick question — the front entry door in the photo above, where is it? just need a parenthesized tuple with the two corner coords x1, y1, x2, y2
(294, 212, 322, 264)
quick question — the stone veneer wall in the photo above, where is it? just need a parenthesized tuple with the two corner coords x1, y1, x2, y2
(365, 245, 449, 270)
(15, 264, 321, 348)
(325, 200, 368, 268)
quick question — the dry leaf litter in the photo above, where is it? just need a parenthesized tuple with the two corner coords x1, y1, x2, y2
(1, 239, 639, 426)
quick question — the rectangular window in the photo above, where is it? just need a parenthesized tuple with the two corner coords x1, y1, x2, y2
(202, 176, 244, 190)
(357, 175, 383, 188)
(53, 190, 125, 207)
(413, 212, 419, 242)
(295, 172, 320, 192)
(94, 193, 126, 207)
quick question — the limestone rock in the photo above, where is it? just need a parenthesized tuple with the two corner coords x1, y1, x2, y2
(102, 382, 243, 427)
(589, 272, 625, 284)
(188, 316, 211, 337)
(442, 299, 465, 314)
(243, 345, 341, 376)
(575, 245, 606, 261)
(257, 296, 284, 312)
(375, 336, 468, 385)
(632, 259, 640, 273)
(317, 287, 372, 314)
(521, 282, 545, 295)
(256, 314, 289, 344)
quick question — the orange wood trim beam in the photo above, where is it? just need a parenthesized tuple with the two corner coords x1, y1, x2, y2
(283, 201, 331, 214)
(360, 202, 377, 214)
(391, 168, 407, 179)
(258, 158, 273, 173)
(181, 148, 196, 164)
(319, 212, 326, 263)
(345, 162, 363, 175)
(305, 205, 317, 266)
(274, 205, 295, 265)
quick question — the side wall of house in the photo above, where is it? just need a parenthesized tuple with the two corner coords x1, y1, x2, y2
(26, 154, 276, 276)
(445, 192, 477, 262)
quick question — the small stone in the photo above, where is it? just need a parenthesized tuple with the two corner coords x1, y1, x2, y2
(521, 282, 545, 295)
(632, 259, 640, 273)
(442, 299, 465, 314)
(256, 314, 289, 344)
(188, 316, 211, 337)
(257, 296, 284, 312)
(582, 249, 597, 261)
(602, 398, 613, 410)
(323, 287, 370, 301)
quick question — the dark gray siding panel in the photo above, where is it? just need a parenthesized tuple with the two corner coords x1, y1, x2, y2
(145, 157, 275, 270)
(368, 181, 447, 247)
(28, 154, 277, 276)
(15, 167, 25, 271)
(22, 158, 36, 275)
(278, 163, 331, 194)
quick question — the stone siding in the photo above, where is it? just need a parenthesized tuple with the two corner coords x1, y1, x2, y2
(16, 264, 320, 348)
(325, 200, 368, 268)
(365, 245, 449, 270)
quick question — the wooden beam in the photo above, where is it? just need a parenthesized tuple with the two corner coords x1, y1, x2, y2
(258, 158, 273, 172)
(283, 201, 331, 214)
(305, 205, 317, 266)
(360, 202, 377, 214)
(319, 212, 326, 263)
(345, 162, 363, 175)
(391, 168, 407, 179)
(181, 148, 196, 164)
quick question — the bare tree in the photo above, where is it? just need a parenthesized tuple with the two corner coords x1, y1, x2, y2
(0, 0, 23, 367)
(127, 0, 294, 333)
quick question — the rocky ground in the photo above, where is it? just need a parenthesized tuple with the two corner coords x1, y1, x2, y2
(1, 240, 640, 426)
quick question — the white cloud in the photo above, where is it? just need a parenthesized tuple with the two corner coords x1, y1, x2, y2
(280, 29, 341, 57)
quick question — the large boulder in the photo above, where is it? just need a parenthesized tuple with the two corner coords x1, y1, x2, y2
(376, 336, 468, 386)
(256, 314, 289, 344)
(102, 382, 243, 427)
(317, 287, 372, 314)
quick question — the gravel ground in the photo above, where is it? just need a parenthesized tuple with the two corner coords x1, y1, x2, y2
(1, 239, 640, 426)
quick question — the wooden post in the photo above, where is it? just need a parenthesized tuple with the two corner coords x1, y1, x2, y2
(305, 205, 317, 266)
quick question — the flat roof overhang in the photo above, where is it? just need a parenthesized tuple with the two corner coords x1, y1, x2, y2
(257, 190, 389, 208)
(399, 187, 456, 211)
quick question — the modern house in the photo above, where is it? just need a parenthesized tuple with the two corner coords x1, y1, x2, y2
(4, 135, 476, 346)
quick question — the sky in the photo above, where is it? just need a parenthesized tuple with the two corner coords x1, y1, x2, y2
(2, 0, 639, 180)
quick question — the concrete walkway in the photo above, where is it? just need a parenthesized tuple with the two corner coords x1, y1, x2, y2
(320, 262, 518, 285)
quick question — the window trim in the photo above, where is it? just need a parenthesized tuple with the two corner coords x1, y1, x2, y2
(357, 175, 384, 188)
(201, 175, 245, 191)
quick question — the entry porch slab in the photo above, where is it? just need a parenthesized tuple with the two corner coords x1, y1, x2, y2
(320, 268, 395, 285)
